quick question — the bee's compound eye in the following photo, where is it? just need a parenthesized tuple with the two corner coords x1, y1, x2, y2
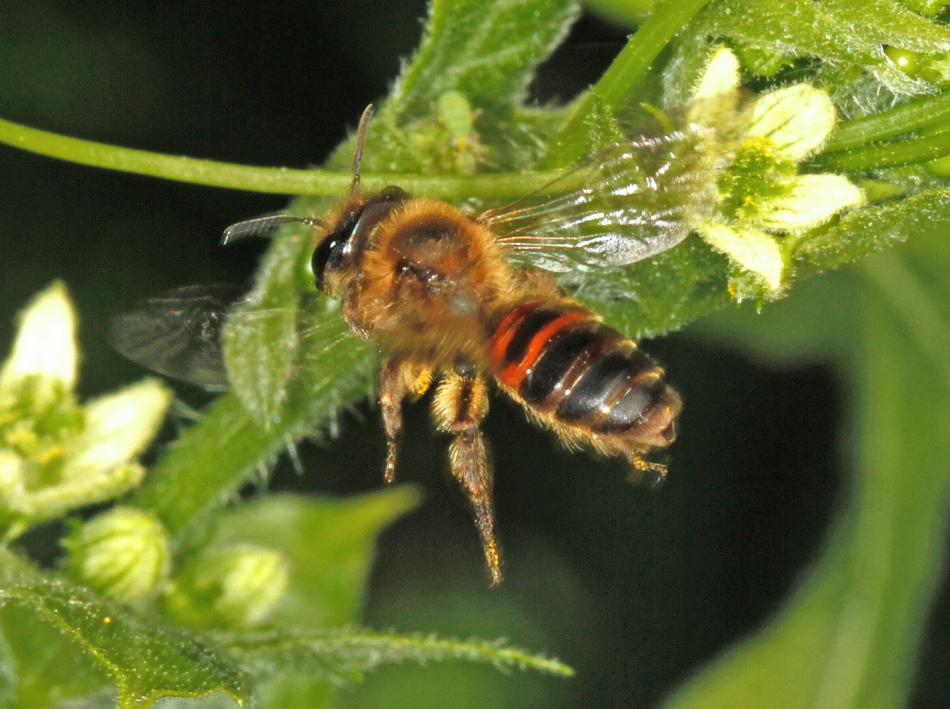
(311, 234, 345, 291)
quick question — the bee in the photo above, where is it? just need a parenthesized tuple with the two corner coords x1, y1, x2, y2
(118, 103, 720, 585)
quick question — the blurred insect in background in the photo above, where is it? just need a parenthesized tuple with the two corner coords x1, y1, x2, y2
(115, 101, 726, 585)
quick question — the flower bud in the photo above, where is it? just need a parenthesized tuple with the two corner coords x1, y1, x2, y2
(64, 506, 171, 604)
(167, 544, 290, 628)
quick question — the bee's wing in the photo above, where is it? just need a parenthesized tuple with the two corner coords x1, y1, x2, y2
(111, 284, 356, 394)
(110, 284, 243, 390)
(483, 120, 722, 274)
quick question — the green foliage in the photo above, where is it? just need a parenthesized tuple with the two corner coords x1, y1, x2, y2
(0, 548, 249, 708)
(221, 628, 573, 683)
(0, 0, 947, 706)
(672, 229, 949, 708)
(663, 0, 950, 105)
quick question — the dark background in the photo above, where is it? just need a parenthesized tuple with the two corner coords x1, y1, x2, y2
(0, 2, 945, 707)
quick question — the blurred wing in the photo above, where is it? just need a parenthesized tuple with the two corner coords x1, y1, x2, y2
(110, 284, 242, 390)
(484, 122, 720, 273)
(111, 284, 356, 394)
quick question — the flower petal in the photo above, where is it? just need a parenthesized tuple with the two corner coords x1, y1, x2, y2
(0, 450, 26, 505)
(11, 462, 145, 521)
(746, 84, 836, 161)
(65, 379, 171, 476)
(753, 174, 866, 231)
(697, 222, 785, 291)
(0, 282, 78, 392)
(689, 46, 741, 126)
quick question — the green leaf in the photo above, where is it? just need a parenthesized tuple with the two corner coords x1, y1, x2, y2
(209, 490, 419, 707)
(792, 186, 950, 275)
(383, 0, 579, 122)
(822, 92, 950, 153)
(330, 0, 580, 174)
(573, 236, 730, 338)
(131, 328, 376, 537)
(0, 605, 111, 708)
(220, 230, 309, 428)
(208, 490, 421, 629)
(0, 547, 249, 708)
(666, 236, 950, 707)
(218, 628, 573, 684)
(664, 0, 950, 104)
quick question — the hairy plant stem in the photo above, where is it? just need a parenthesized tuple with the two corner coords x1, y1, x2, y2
(813, 128, 950, 172)
(540, 0, 712, 167)
(823, 92, 950, 152)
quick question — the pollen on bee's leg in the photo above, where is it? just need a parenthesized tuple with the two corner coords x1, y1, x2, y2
(409, 367, 434, 401)
(627, 453, 668, 487)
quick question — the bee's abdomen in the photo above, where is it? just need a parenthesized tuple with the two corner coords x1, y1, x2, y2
(488, 301, 679, 444)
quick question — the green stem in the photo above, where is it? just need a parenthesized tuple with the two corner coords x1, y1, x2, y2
(812, 128, 950, 172)
(0, 116, 560, 201)
(823, 92, 950, 153)
(132, 338, 375, 536)
(540, 0, 712, 167)
(583, 0, 653, 25)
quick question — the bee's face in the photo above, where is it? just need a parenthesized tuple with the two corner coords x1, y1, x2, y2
(311, 204, 364, 294)
(311, 187, 410, 295)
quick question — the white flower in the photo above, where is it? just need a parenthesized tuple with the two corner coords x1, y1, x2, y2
(696, 223, 785, 292)
(0, 282, 77, 407)
(688, 47, 866, 295)
(0, 283, 171, 538)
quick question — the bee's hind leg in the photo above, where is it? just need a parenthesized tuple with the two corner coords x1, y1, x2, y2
(379, 357, 432, 484)
(432, 369, 501, 586)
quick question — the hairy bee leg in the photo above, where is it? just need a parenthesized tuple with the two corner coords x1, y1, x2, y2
(627, 453, 668, 487)
(433, 371, 501, 585)
(379, 357, 432, 484)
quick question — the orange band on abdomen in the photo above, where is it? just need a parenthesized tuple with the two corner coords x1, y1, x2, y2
(488, 301, 540, 371)
(496, 309, 589, 390)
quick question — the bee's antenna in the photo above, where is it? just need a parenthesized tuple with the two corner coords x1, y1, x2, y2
(221, 213, 323, 246)
(351, 103, 375, 196)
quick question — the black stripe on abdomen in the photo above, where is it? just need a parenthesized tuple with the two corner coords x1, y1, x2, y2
(518, 319, 669, 434)
(518, 326, 600, 404)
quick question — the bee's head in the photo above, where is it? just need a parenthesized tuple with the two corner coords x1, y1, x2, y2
(311, 187, 409, 294)
(311, 202, 362, 294)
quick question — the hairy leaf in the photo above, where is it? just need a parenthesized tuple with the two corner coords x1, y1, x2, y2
(386, 0, 578, 120)
(0, 548, 249, 708)
(131, 327, 376, 536)
(220, 236, 304, 428)
(173, 491, 420, 707)
(339, 0, 580, 173)
(0, 605, 111, 708)
(793, 186, 950, 276)
(664, 0, 950, 105)
(219, 628, 573, 684)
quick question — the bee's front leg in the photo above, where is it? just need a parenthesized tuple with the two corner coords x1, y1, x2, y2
(379, 357, 432, 484)
(432, 369, 501, 585)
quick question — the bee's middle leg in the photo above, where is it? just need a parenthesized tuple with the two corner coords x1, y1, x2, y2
(379, 356, 432, 484)
(432, 369, 501, 585)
